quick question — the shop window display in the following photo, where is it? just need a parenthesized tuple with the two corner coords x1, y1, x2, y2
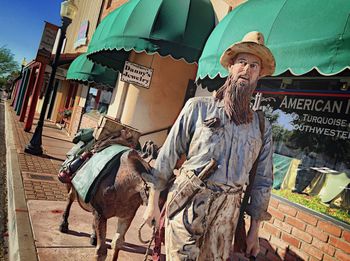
(98, 89, 112, 113)
(255, 79, 350, 223)
(85, 87, 112, 115)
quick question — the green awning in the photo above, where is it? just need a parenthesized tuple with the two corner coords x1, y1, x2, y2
(66, 53, 119, 88)
(86, 0, 216, 70)
(272, 153, 294, 190)
(197, 0, 350, 84)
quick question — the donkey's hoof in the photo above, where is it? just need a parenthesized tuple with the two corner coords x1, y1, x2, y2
(90, 235, 97, 246)
(59, 223, 69, 233)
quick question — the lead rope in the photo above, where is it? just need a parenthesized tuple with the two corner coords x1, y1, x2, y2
(138, 220, 156, 261)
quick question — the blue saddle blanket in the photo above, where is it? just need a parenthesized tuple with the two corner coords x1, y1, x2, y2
(72, 144, 130, 203)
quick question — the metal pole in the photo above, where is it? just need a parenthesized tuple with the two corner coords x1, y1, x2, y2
(25, 17, 72, 155)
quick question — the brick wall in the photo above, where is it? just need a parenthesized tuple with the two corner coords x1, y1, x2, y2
(253, 195, 350, 261)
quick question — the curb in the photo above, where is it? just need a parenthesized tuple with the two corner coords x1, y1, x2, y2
(5, 101, 38, 261)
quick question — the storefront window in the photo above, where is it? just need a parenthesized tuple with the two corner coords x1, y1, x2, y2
(255, 78, 350, 223)
(85, 87, 112, 115)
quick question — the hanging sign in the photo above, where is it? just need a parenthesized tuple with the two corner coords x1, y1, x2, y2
(36, 22, 59, 64)
(121, 61, 153, 88)
(74, 20, 89, 49)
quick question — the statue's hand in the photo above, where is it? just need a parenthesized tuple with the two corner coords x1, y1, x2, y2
(143, 187, 161, 228)
(143, 203, 161, 228)
(245, 220, 260, 259)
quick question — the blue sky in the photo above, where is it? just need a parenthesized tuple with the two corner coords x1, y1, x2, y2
(0, 0, 62, 65)
(275, 110, 294, 130)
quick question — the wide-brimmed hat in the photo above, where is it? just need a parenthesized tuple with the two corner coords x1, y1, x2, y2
(220, 31, 276, 77)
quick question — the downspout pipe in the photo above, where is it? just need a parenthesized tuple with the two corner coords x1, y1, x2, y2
(116, 82, 129, 120)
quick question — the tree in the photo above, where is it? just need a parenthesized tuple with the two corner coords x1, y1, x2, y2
(0, 46, 19, 90)
(0, 46, 19, 77)
(0, 70, 20, 91)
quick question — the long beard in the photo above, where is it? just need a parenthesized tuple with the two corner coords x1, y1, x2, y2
(215, 74, 257, 125)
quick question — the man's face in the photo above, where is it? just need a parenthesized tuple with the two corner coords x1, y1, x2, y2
(228, 53, 262, 88)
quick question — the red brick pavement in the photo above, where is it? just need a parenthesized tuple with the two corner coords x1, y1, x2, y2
(7, 105, 164, 261)
(8, 108, 73, 201)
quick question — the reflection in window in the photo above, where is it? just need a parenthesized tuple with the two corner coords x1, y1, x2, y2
(256, 78, 350, 223)
(85, 87, 113, 115)
(98, 89, 112, 113)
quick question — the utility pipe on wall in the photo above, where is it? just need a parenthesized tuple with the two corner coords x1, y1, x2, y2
(116, 81, 130, 121)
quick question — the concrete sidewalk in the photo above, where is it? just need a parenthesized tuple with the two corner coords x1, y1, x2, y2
(5, 100, 156, 261)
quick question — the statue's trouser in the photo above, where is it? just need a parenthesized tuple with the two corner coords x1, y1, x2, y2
(165, 172, 242, 261)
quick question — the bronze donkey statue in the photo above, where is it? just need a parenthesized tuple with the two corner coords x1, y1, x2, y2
(58, 131, 160, 261)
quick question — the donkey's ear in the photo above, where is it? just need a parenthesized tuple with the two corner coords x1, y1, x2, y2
(127, 152, 151, 174)
(141, 141, 148, 153)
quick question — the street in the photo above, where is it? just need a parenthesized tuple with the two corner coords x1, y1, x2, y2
(0, 93, 8, 260)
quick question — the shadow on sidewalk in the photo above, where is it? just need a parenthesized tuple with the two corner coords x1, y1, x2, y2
(255, 238, 304, 261)
(31, 123, 62, 130)
(63, 228, 166, 259)
(41, 134, 72, 143)
(121, 242, 166, 259)
(40, 154, 66, 162)
(64, 229, 91, 239)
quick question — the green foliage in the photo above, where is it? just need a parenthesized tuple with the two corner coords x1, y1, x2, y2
(272, 124, 292, 142)
(58, 107, 73, 118)
(264, 106, 279, 124)
(266, 109, 293, 143)
(0, 46, 19, 77)
(0, 69, 20, 90)
(273, 189, 350, 224)
(267, 112, 279, 124)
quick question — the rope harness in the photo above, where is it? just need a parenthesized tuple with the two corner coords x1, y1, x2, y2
(138, 220, 157, 261)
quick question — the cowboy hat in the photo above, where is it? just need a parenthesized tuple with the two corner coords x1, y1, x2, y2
(220, 31, 276, 77)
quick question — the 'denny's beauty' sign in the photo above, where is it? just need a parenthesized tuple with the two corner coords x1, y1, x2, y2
(121, 61, 153, 88)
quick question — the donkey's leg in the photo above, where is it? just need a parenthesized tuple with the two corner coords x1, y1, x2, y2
(90, 218, 97, 246)
(59, 185, 76, 233)
(94, 211, 108, 261)
(111, 216, 134, 261)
